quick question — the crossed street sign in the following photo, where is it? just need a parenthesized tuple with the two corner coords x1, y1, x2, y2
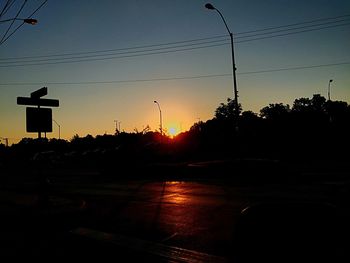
(17, 87, 59, 107)
(17, 87, 59, 138)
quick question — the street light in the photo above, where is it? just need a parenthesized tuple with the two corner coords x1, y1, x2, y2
(114, 120, 119, 134)
(154, 100, 163, 136)
(53, 119, 61, 139)
(0, 17, 38, 45)
(328, 79, 333, 101)
(0, 18, 38, 25)
(114, 120, 122, 134)
(205, 3, 239, 117)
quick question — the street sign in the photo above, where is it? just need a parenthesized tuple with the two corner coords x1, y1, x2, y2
(17, 97, 59, 107)
(30, 87, 48, 98)
(26, 107, 52, 132)
(17, 87, 59, 138)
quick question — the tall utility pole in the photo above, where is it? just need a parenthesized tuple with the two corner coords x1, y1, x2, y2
(328, 79, 333, 101)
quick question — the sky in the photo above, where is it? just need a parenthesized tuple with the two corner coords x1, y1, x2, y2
(1, 0, 349, 143)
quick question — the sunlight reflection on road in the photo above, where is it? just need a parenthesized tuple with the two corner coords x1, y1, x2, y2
(148, 180, 235, 255)
(162, 181, 189, 205)
(107, 180, 237, 255)
(156, 181, 205, 240)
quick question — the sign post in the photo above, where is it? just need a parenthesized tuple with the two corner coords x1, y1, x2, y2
(17, 87, 59, 139)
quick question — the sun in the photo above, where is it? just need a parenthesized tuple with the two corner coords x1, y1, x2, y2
(169, 126, 178, 136)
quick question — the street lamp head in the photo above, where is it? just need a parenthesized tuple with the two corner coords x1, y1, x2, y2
(329, 79, 333, 83)
(23, 18, 38, 25)
(0, 18, 38, 24)
(154, 100, 157, 103)
(205, 3, 215, 10)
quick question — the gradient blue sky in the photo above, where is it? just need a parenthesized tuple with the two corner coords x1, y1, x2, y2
(1, 0, 349, 143)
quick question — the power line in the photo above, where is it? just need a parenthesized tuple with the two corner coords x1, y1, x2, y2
(1, 13, 348, 65)
(1, 19, 349, 67)
(237, 62, 350, 75)
(0, 0, 27, 44)
(0, 0, 17, 18)
(235, 19, 350, 40)
(234, 14, 350, 35)
(0, 34, 229, 60)
(0, 0, 48, 45)
(0, 42, 230, 67)
(235, 22, 350, 44)
(0, 38, 230, 64)
(1, 61, 348, 86)
(2, 14, 348, 61)
(0, 73, 231, 85)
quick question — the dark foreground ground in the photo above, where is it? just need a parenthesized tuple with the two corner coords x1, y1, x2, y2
(0, 159, 349, 262)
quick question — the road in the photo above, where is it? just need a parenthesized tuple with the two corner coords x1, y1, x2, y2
(1, 173, 349, 261)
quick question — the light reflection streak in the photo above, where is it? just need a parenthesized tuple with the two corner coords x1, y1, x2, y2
(153, 181, 198, 237)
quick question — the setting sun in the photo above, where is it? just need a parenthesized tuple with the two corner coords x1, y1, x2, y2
(169, 127, 178, 136)
(166, 122, 181, 137)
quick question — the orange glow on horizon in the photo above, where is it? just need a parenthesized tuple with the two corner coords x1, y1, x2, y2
(165, 122, 181, 137)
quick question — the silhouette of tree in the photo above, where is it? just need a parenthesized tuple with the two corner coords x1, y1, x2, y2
(240, 111, 261, 130)
(292, 94, 326, 113)
(260, 103, 290, 120)
(325, 100, 349, 123)
(3, 93, 349, 173)
(190, 120, 204, 133)
(289, 94, 333, 160)
(215, 98, 242, 120)
(142, 125, 151, 134)
(311, 94, 326, 112)
(292, 97, 311, 112)
(291, 94, 329, 126)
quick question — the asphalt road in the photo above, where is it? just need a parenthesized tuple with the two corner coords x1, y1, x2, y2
(1, 172, 349, 262)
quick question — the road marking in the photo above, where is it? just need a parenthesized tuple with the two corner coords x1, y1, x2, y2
(161, 232, 178, 242)
(71, 227, 228, 263)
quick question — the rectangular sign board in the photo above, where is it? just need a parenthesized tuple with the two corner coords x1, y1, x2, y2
(26, 107, 52, 132)
(17, 97, 59, 107)
(30, 87, 48, 98)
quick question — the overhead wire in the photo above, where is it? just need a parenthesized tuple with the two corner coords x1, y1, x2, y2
(0, 42, 230, 67)
(0, 14, 349, 66)
(234, 18, 350, 39)
(0, 38, 230, 64)
(0, 0, 48, 45)
(1, 17, 348, 63)
(2, 14, 348, 61)
(0, 34, 229, 60)
(234, 14, 350, 35)
(1, 61, 348, 86)
(235, 22, 350, 43)
(0, 0, 17, 18)
(0, 0, 27, 44)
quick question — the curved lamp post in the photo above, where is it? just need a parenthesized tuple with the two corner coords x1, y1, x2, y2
(154, 100, 163, 136)
(205, 3, 239, 117)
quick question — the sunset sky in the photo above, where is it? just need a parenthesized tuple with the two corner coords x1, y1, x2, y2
(1, 0, 349, 143)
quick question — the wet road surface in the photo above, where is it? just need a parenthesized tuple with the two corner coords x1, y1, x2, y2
(1, 176, 349, 261)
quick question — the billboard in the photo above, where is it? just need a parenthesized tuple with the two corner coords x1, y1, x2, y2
(26, 107, 52, 132)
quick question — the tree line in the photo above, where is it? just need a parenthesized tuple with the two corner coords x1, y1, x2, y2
(1, 94, 349, 171)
